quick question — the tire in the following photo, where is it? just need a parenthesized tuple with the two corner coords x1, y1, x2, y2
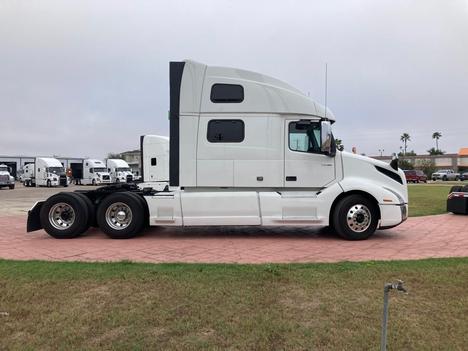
(92, 179, 96, 186)
(39, 192, 89, 238)
(432, 178, 436, 181)
(9, 184, 14, 190)
(455, 176, 459, 181)
(126, 192, 149, 228)
(332, 195, 379, 240)
(97, 192, 144, 239)
(72, 193, 97, 228)
(47, 180, 51, 187)
(442, 176, 447, 181)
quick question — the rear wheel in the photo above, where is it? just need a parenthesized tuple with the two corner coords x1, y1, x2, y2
(9, 184, 14, 189)
(39, 192, 89, 238)
(72, 192, 97, 228)
(332, 195, 379, 240)
(97, 192, 144, 239)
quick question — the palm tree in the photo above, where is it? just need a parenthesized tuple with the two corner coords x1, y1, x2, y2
(400, 133, 411, 156)
(432, 132, 442, 151)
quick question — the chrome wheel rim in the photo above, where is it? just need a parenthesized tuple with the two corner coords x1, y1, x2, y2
(346, 204, 371, 232)
(105, 202, 132, 230)
(49, 203, 75, 230)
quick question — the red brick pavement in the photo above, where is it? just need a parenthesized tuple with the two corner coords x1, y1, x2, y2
(0, 214, 467, 264)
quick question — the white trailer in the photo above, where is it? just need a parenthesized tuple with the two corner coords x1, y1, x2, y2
(28, 60, 408, 241)
(23, 158, 68, 187)
(0, 164, 15, 190)
(106, 159, 134, 183)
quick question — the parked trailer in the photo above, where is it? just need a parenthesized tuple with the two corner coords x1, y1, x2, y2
(27, 60, 408, 240)
(22, 158, 68, 187)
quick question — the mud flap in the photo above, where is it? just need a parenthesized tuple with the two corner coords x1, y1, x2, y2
(27, 201, 44, 232)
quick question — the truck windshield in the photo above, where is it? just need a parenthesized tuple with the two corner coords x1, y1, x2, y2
(116, 167, 131, 172)
(93, 167, 107, 173)
(0, 166, 8, 172)
(47, 167, 64, 174)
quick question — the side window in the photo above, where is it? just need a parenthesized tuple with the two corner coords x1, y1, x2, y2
(289, 121, 321, 153)
(207, 119, 245, 143)
(90, 168, 94, 173)
(210, 84, 244, 103)
(151, 158, 157, 166)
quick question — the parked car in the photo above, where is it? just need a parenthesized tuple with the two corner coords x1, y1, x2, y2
(432, 169, 460, 181)
(403, 170, 418, 183)
(460, 172, 468, 181)
(414, 170, 427, 183)
(403, 170, 427, 183)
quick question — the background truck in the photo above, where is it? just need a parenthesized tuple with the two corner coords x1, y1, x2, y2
(106, 159, 133, 183)
(27, 60, 408, 241)
(70, 159, 111, 185)
(431, 169, 460, 181)
(0, 164, 15, 189)
(22, 158, 68, 187)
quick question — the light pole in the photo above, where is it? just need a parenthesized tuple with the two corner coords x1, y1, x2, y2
(379, 149, 384, 157)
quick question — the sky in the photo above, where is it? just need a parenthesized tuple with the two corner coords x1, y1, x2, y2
(1, 0, 467, 158)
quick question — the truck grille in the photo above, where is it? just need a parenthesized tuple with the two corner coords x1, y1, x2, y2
(0, 175, 9, 183)
(126, 175, 133, 183)
(59, 175, 67, 186)
(102, 175, 110, 180)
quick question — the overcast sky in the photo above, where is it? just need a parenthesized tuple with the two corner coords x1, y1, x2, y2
(1, 0, 467, 158)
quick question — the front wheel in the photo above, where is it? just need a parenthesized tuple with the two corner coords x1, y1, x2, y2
(332, 195, 379, 240)
(47, 180, 51, 187)
(9, 184, 14, 190)
(97, 192, 145, 239)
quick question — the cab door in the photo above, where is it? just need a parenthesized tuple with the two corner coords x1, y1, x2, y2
(284, 119, 336, 188)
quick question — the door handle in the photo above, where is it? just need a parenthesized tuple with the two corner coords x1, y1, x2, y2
(321, 163, 333, 166)
(286, 176, 297, 181)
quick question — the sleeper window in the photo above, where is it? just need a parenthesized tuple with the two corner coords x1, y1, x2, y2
(210, 84, 244, 103)
(207, 119, 245, 143)
(289, 121, 321, 153)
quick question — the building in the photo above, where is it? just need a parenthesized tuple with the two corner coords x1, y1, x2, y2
(372, 148, 468, 172)
(120, 149, 141, 176)
(0, 155, 85, 178)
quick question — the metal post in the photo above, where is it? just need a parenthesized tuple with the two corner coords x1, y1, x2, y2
(380, 280, 407, 351)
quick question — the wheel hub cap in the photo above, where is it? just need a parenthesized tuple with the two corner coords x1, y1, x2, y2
(105, 202, 133, 230)
(48, 203, 75, 230)
(346, 204, 371, 233)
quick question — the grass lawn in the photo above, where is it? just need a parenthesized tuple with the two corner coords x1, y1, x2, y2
(408, 184, 453, 217)
(1, 259, 467, 350)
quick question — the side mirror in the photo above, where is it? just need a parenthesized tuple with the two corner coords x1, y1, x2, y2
(390, 153, 399, 170)
(321, 121, 336, 157)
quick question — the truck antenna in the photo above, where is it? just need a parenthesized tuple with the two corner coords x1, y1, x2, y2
(324, 63, 328, 118)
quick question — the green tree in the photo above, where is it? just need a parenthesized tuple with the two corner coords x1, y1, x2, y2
(107, 152, 121, 159)
(400, 133, 411, 155)
(427, 147, 445, 155)
(419, 159, 437, 178)
(398, 150, 416, 157)
(399, 159, 414, 170)
(432, 132, 442, 151)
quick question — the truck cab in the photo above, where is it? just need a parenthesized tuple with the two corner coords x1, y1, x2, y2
(106, 159, 133, 183)
(82, 159, 111, 185)
(0, 164, 15, 190)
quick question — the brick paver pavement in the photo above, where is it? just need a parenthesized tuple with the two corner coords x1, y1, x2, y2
(0, 214, 467, 263)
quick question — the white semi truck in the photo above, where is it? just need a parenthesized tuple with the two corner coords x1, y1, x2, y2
(70, 159, 112, 185)
(22, 158, 68, 187)
(0, 164, 15, 190)
(27, 60, 408, 241)
(106, 159, 134, 183)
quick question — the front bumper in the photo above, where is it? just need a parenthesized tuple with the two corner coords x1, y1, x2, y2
(379, 203, 408, 229)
